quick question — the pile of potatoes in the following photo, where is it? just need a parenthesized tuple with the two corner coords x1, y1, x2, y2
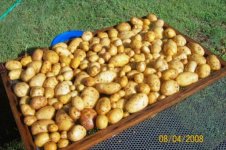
(5, 13, 221, 150)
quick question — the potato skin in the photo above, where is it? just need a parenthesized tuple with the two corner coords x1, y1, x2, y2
(36, 106, 55, 120)
(168, 60, 184, 73)
(80, 108, 97, 130)
(187, 42, 204, 56)
(68, 125, 87, 142)
(43, 50, 59, 64)
(21, 67, 36, 82)
(5, 60, 22, 70)
(146, 74, 160, 92)
(14, 82, 30, 97)
(207, 55, 221, 70)
(30, 96, 47, 110)
(55, 110, 74, 131)
(163, 39, 177, 56)
(176, 72, 198, 87)
(54, 81, 70, 96)
(109, 54, 130, 67)
(125, 93, 148, 113)
(161, 80, 179, 96)
(44, 141, 57, 150)
(31, 119, 54, 135)
(81, 87, 99, 108)
(29, 73, 46, 87)
(189, 54, 206, 65)
(32, 49, 44, 61)
(95, 70, 117, 83)
(35, 132, 50, 147)
(30, 87, 44, 97)
(95, 97, 111, 115)
(184, 61, 197, 72)
(95, 82, 121, 95)
(161, 69, 178, 80)
(43, 77, 58, 89)
(196, 64, 211, 78)
(24, 115, 37, 126)
(8, 69, 22, 80)
(107, 108, 123, 124)
(96, 115, 108, 129)
(21, 104, 35, 116)
(27, 60, 42, 73)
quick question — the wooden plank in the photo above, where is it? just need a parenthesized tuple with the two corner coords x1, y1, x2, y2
(1, 20, 226, 150)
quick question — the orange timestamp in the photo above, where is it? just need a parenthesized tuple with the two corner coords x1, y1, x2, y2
(158, 134, 204, 143)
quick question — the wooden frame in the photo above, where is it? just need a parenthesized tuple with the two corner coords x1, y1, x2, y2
(1, 22, 226, 150)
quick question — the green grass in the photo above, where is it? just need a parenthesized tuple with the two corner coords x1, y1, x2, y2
(0, 0, 226, 149)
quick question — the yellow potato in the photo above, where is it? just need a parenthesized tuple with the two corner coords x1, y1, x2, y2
(176, 72, 199, 87)
(68, 125, 87, 142)
(43, 50, 59, 64)
(164, 28, 176, 38)
(96, 115, 108, 129)
(41, 61, 52, 74)
(30, 87, 44, 97)
(70, 57, 81, 69)
(82, 31, 93, 41)
(177, 46, 191, 55)
(168, 60, 184, 73)
(48, 124, 58, 132)
(124, 81, 137, 97)
(173, 35, 186, 46)
(95, 70, 117, 83)
(146, 74, 160, 92)
(116, 22, 131, 32)
(57, 139, 69, 148)
(29, 73, 46, 87)
(20, 104, 35, 116)
(154, 58, 168, 71)
(44, 142, 57, 150)
(206, 55, 221, 70)
(8, 69, 22, 80)
(13, 82, 30, 97)
(95, 97, 111, 115)
(24, 115, 37, 126)
(184, 61, 197, 72)
(21, 55, 32, 67)
(161, 80, 180, 96)
(27, 60, 42, 73)
(163, 39, 177, 56)
(36, 106, 55, 120)
(196, 64, 211, 78)
(148, 92, 159, 104)
(107, 108, 123, 124)
(32, 49, 44, 61)
(109, 54, 130, 67)
(125, 93, 148, 113)
(95, 82, 121, 95)
(43, 77, 58, 89)
(34, 132, 50, 147)
(58, 93, 71, 104)
(31, 119, 54, 135)
(5, 60, 22, 70)
(81, 87, 99, 108)
(44, 87, 54, 98)
(55, 110, 74, 131)
(21, 67, 36, 82)
(54, 81, 70, 96)
(71, 96, 84, 111)
(161, 69, 178, 80)
(188, 54, 206, 65)
(144, 31, 155, 42)
(52, 63, 61, 76)
(30, 96, 47, 110)
(19, 96, 30, 105)
(49, 132, 60, 143)
(68, 38, 82, 52)
(187, 42, 205, 56)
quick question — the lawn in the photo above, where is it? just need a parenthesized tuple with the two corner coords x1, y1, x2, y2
(0, 0, 226, 149)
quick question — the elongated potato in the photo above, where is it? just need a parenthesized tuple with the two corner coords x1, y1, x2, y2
(125, 93, 148, 113)
(52, 63, 61, 76)
(71, 96, 84, 111)
(5, 60, 22, 70)
(177, 46, 191, 55)
(55, 47, 71, 56)
(184, 61, 197, 72)
(96, 115, 108, 129)
(196, 64, 211, 78)
(95, 97, 111, 115)
(109, 54, 130, 67)
(206, 55, 221, 70)
(146, 74, 160, 92)
(95, 82, 121, 95)
(31, 119, 54, 135)
(176, 72, 198, 87)
(68, 125, 87, 142)
(29, 73, 46, 87)
(95, 70, 117, 83)
(36, 106, 55, 120)
(107, 108, 123, 124)
(27, 60, 42, 73)
(21, 55, 32, 67)
(124, 81, 137, 97)
(188, 54, 206, 65)
(32, 49, 44, 61)
(14, 82, 30, 97)
(187, 42, 205, 56)
(55, 110, 74, 131)
(161, 69, 178, 80)
(81, 87, 99, 108)
(161, 80, 179, 96)
(35, 132, 50, 147)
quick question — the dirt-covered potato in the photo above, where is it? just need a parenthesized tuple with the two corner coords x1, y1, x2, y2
(5, 60, 22, 70)
(95, 97, 111, 115)
(206, 55, 221, 70)
(161, 80, 179, 96)
(176, 72, 199, 87)
(96, 115, 108, 129)
(95, 82, 121, 95)
(68, 125, 87, 141)
(196, 64, 211, 78)
(43, 50, 59, 64)
(31, 119, 54, 135)
(30, 96, 47, 110)
(80, 108, 97, 130)
(125, 93, 148, 113)
(107, 108, 123, 124)
(81, 87, 99, 108)
(36, 106, 55, 120)
(35, 132, 50, 147)
(14, 82, 30, 97)
(55, 110, 74, 131)
(161, 69, 178, 80)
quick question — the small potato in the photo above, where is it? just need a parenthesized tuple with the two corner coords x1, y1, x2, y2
(82, 31, 93, 41)
(36, 106, 55, 120)
(28, 60, 42, 73)
(108, 28, 118, 38)
(146, 74, 161, 92)
(187, 42, 205, 56)
(115, 99, 125, 109)
(54, 81, 70, 96)
(95, 97, 111, 115)
(124, 81, 137, 97)
(147, 13, 157, 22)
(71, 96, 84, 111)
(136, 83, 150, 94)
(164, 28, 176, 38)
(52, 63, 61, 76)
(125, 93, 148, 113)
(148, 92, 159, 104)
(55, 110, 74, 131)
(162, 69, 178, 80)
(95, 70, 117, 83)
(70, 57, 81, 69)
(118, 31, 135, 40)
(21, 67, 36, 82)
(29, 73, 46, 87)
(50, 132, 61, 143)
(107, 108, 123, 124)
(41, 61, 52, 74)
(44, 87, 54, 98)
(68, 107, 80, 121)
(116, 22, 131, 32)
(188, 54, 206, 65)
(96, 115, 108, 129)
(57, 139, 69, 148)
(82, 77, 96, 87)
(177, 46, 191, 55)
(68, 38, 82, 52)
(176, 72, 199, 87)
(8, 69, 22, 80)
(35, 132, 50, 147)
(109, 54, 130, 67)
(150, 43, 162, 54)
(43, 50, 59, 64)
(32, 49, 44, 61)
(68, 125, 87, 142)
(43, 77, 58, 89)
(207, 55, 221, 70)
(21, 104, 35, 116)
(161, 80, 179, 96)
(154, 58, 168, 71)
(60, 56, 71, 66)
(196, 64, 211, 78)
(14, 82, 30, 97)
(5, 60, 22, 70)
(81, 87, 99, 108)
(163, 39, 177, 56)
(44, 142, 57, 150)
(130, 39, 142, 50)
(153, 26, 163, 39)
(30, 87, 44, 97)
(24, 115, 37, 126)
(48, 124, 58, 132)
(95, 82, 121, 95)
(30, 96, 47, 110)
(80, 108, 97, 130)
(168, 60, 184, 73)
(154, 19, 164, 27)
(21, 55, 32, 67)
(184, 61, 197, 72)
(130, 17, 143, 25)
(19, 96, 30, 105)
(31, 119, 54, 135)
(143, 31, 155, 42)
(173, 35, 186, 46)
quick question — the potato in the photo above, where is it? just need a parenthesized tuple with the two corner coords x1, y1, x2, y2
(95, 97, 111, 115)
(95, 70, 117, 83)
(81, 87, 99, 108)
(68, 38, 82, 52)
(21, 56, 32, 67)
(32, 49, 44, 61)
(148, 92, 159, 104)
(21, 67, 36, 82)
(172, 35, 186, 46)
(146, 74, 160, 92)
(31, 119, 54, 135)
(30, 96, 47, 110)
(177, 46, 191, 55)
(136, 83, 150, 94)
(80, 108, 97, 130)
(29, 73, 46, 87)
(173, 51, 187, 60)
(95, 82, 121, 95)
(57, 139, 69, 148)
(154, 58, 168, 71)
(35, 132, 50, 147)
(130, 17, 143, 25)
(154, 19, 164, 27)
(107, 108, 123, 124)
(196, 64, 211, 78)
(71, 96, 84, 111)
(41, 61, 52, 74)
(55, 110, 73, 131)
(55, 47, 71, 57)
(5, 60, 22, 70)
(125, 93, 148, 113)
(44, 87, 54, 98)
(168, 60, 184, 73)
(118, 31, 135, 40)
(62, 70, 74, 81)
(124, 81, 137, 97)
(153, 26, 163, 39)
(109, 54, 130, 67)
(96, 115, 108, 129)
(189, 54, 206, 65)
(207, 55, 221, 70)
(43, 77, 58, 89)
(163, 39, 177, 56)
(28, 60, 42, 73)
(21, 104, 35, 116)
(74, 72, 89, 85)
(187, 42, 205, 56)
(161, 69, 178, 80)
(48, 124, 58, 132)
(19, 96, 30, 105)
(50, 132, 61, 143)
(70, 57, 81, 69)
(43, 50, 59, 64)
(14, 82, 29, 97)
(144, 31, 155, 42)
(117, 22, 131, 32)
(184, 61, 197, 72)
(44, 142, 57, 150)
(147, 13, 157, 22)
(161, 80, 179, 96)
(69, 107, 81, 121)
(164, 28, 176, 38)
(30, 87, 44, 97)
(68, 125, 87, 142)
(8, 69, 22, 80)
(36, 106, 55, 120)
(54, 81, 70, 96)
(176, 72, 199, 87)
(130, 39, 142, 50)
(24, 115, 37, 126)
(52, 63, 61, 76)
(82, 31, 93, 41)
(150, 43, 162, 54)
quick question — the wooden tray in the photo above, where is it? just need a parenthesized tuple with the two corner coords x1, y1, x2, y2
(1, 21, 226, 150)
